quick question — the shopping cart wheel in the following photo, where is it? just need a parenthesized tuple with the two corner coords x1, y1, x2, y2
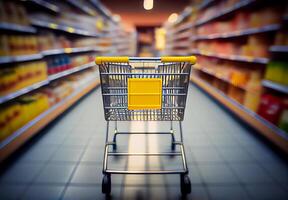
(102, 174, 111, 195)
(180, 174, 191, 195)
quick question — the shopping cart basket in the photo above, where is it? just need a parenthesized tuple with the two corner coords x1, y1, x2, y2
(96, 56, 196, 195)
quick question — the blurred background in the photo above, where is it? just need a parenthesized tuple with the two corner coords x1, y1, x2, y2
(0, 0, 288, 199)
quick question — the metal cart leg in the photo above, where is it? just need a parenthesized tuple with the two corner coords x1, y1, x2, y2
(170, 121, 176, 150)
(112, 121, 118, 150)
(102, 121, 112, 195)
(178, 121, 191, 195)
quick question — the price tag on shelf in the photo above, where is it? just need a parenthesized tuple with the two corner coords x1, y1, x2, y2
(49, 23, 58, 29)
(67, 27, 75, 33)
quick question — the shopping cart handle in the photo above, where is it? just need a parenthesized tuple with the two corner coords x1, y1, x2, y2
(161, 56, 196, 64)
(95, 57, 129, 64)
(95, 56, 197, 64)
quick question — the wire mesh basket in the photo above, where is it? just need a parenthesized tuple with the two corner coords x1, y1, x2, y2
(97, 57, 195, 121)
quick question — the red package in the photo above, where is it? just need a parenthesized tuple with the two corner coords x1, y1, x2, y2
(258, 94, 284, 125)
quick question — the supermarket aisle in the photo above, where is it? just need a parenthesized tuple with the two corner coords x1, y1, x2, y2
(0, 84, 288, 200)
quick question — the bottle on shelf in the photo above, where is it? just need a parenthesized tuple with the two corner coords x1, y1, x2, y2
(243, 71, 262, 112)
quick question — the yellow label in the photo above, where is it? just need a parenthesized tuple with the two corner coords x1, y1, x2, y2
(128, 78, 162, 110)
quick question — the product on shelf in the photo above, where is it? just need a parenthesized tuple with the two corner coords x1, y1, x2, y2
(0, 34, 40, 56)
(241, 35, 269, 58)
(265, 61, 288, 85)
(196, 34, 271, 58)
(243, 72, 262, 111)
(38, 33, 58, 51)
(37, 31, 103, 52)
(0, 1, 29, 25)
(0, 35, 9, 56)
(47, 55, 71, 75)
(0, 69, 97, 142)
(257, 94, 285, 125)
(0, 61, 48, 96)
(274, 30, 288, 46)
(47, 54, 94, 75)
(0, 92, 50, 142)
(196, 1, 284, 36)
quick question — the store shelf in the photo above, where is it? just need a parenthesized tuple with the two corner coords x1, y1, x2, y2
(172, 41, 190, 48)
(0, 54, 43, 65)
(0, 47, 99, 65)
(0, 22, 37, 33)
(262, 80, 288, 94)
(191, 49, 269, 64)
(26, 0, 60, 13)
(67, 0, 96, 16)
(0, 79, 100, 162)
(191, 75, 288, 153)
(31, 19, 101, 37)
(42, 47, 96, 56)
(0, 80, 49, 105)
(173, 31, 191, 41)
(198, 0, 216, 10)
(195, 0, 256, 27)
(194, 67, 246, 90)
(89, 0, 116, 23)
(193, 24, 281, 40)
(48, 62, 95, 81)
(0, 62, 95, 104)
(269, 45, 288, 53)
(174, 7, 193, 25)
(174, 22, 194, 33)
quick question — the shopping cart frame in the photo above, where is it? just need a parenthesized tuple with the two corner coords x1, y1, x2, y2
(96, 56, 196, 196)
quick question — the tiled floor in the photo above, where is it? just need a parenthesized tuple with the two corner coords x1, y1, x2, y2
(0, 84, 287, 200)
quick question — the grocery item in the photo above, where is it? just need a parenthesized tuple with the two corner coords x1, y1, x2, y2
(243, 72, 262, 111)
(0, 2, 29, 25)
(258, 94, 284, 125)
(0, 61, 48, 96)
(265, 61, 288, 85)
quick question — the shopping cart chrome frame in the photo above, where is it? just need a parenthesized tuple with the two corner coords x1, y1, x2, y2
(96, 56, 196, 196)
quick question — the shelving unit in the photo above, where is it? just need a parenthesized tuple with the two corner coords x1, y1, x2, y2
(0, 79, 100, 162)
(48, 62, 95, 81)
(30, 19, 102, 37)
(163, 0, 288, 152)
(191, 49, 269, 64)
(270, 45, 288, 53)
(262, 80, 288, 94)
(0, 47, 107, 65)
(0, 54, 43, 65)
(193, 24, 281, 40)
(24, 0, 60, 13)
(67, 0, 96, 16)
(0, 80, 49, 104)
(41, 47, 96, 56)
(89, 0, 116, 23)
(0, 22, 37, 33)
(193, 67, 247, 91)
(0, 0, 136, 162)
(0, 62, 95, 104)
(191, 75, 288, 153)
(195, 0, 256, 26)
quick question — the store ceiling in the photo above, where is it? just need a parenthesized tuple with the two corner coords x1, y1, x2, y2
(101, 0, 190, 27)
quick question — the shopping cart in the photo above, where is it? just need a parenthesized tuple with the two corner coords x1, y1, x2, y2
(96, 56, 196, 195)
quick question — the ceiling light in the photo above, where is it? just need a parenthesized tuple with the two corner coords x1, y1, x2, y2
(168, 13, 178, 23)
(143, 0, 153, 10)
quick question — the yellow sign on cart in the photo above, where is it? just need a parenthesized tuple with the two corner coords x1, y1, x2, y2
(128, 78, 162, 110)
